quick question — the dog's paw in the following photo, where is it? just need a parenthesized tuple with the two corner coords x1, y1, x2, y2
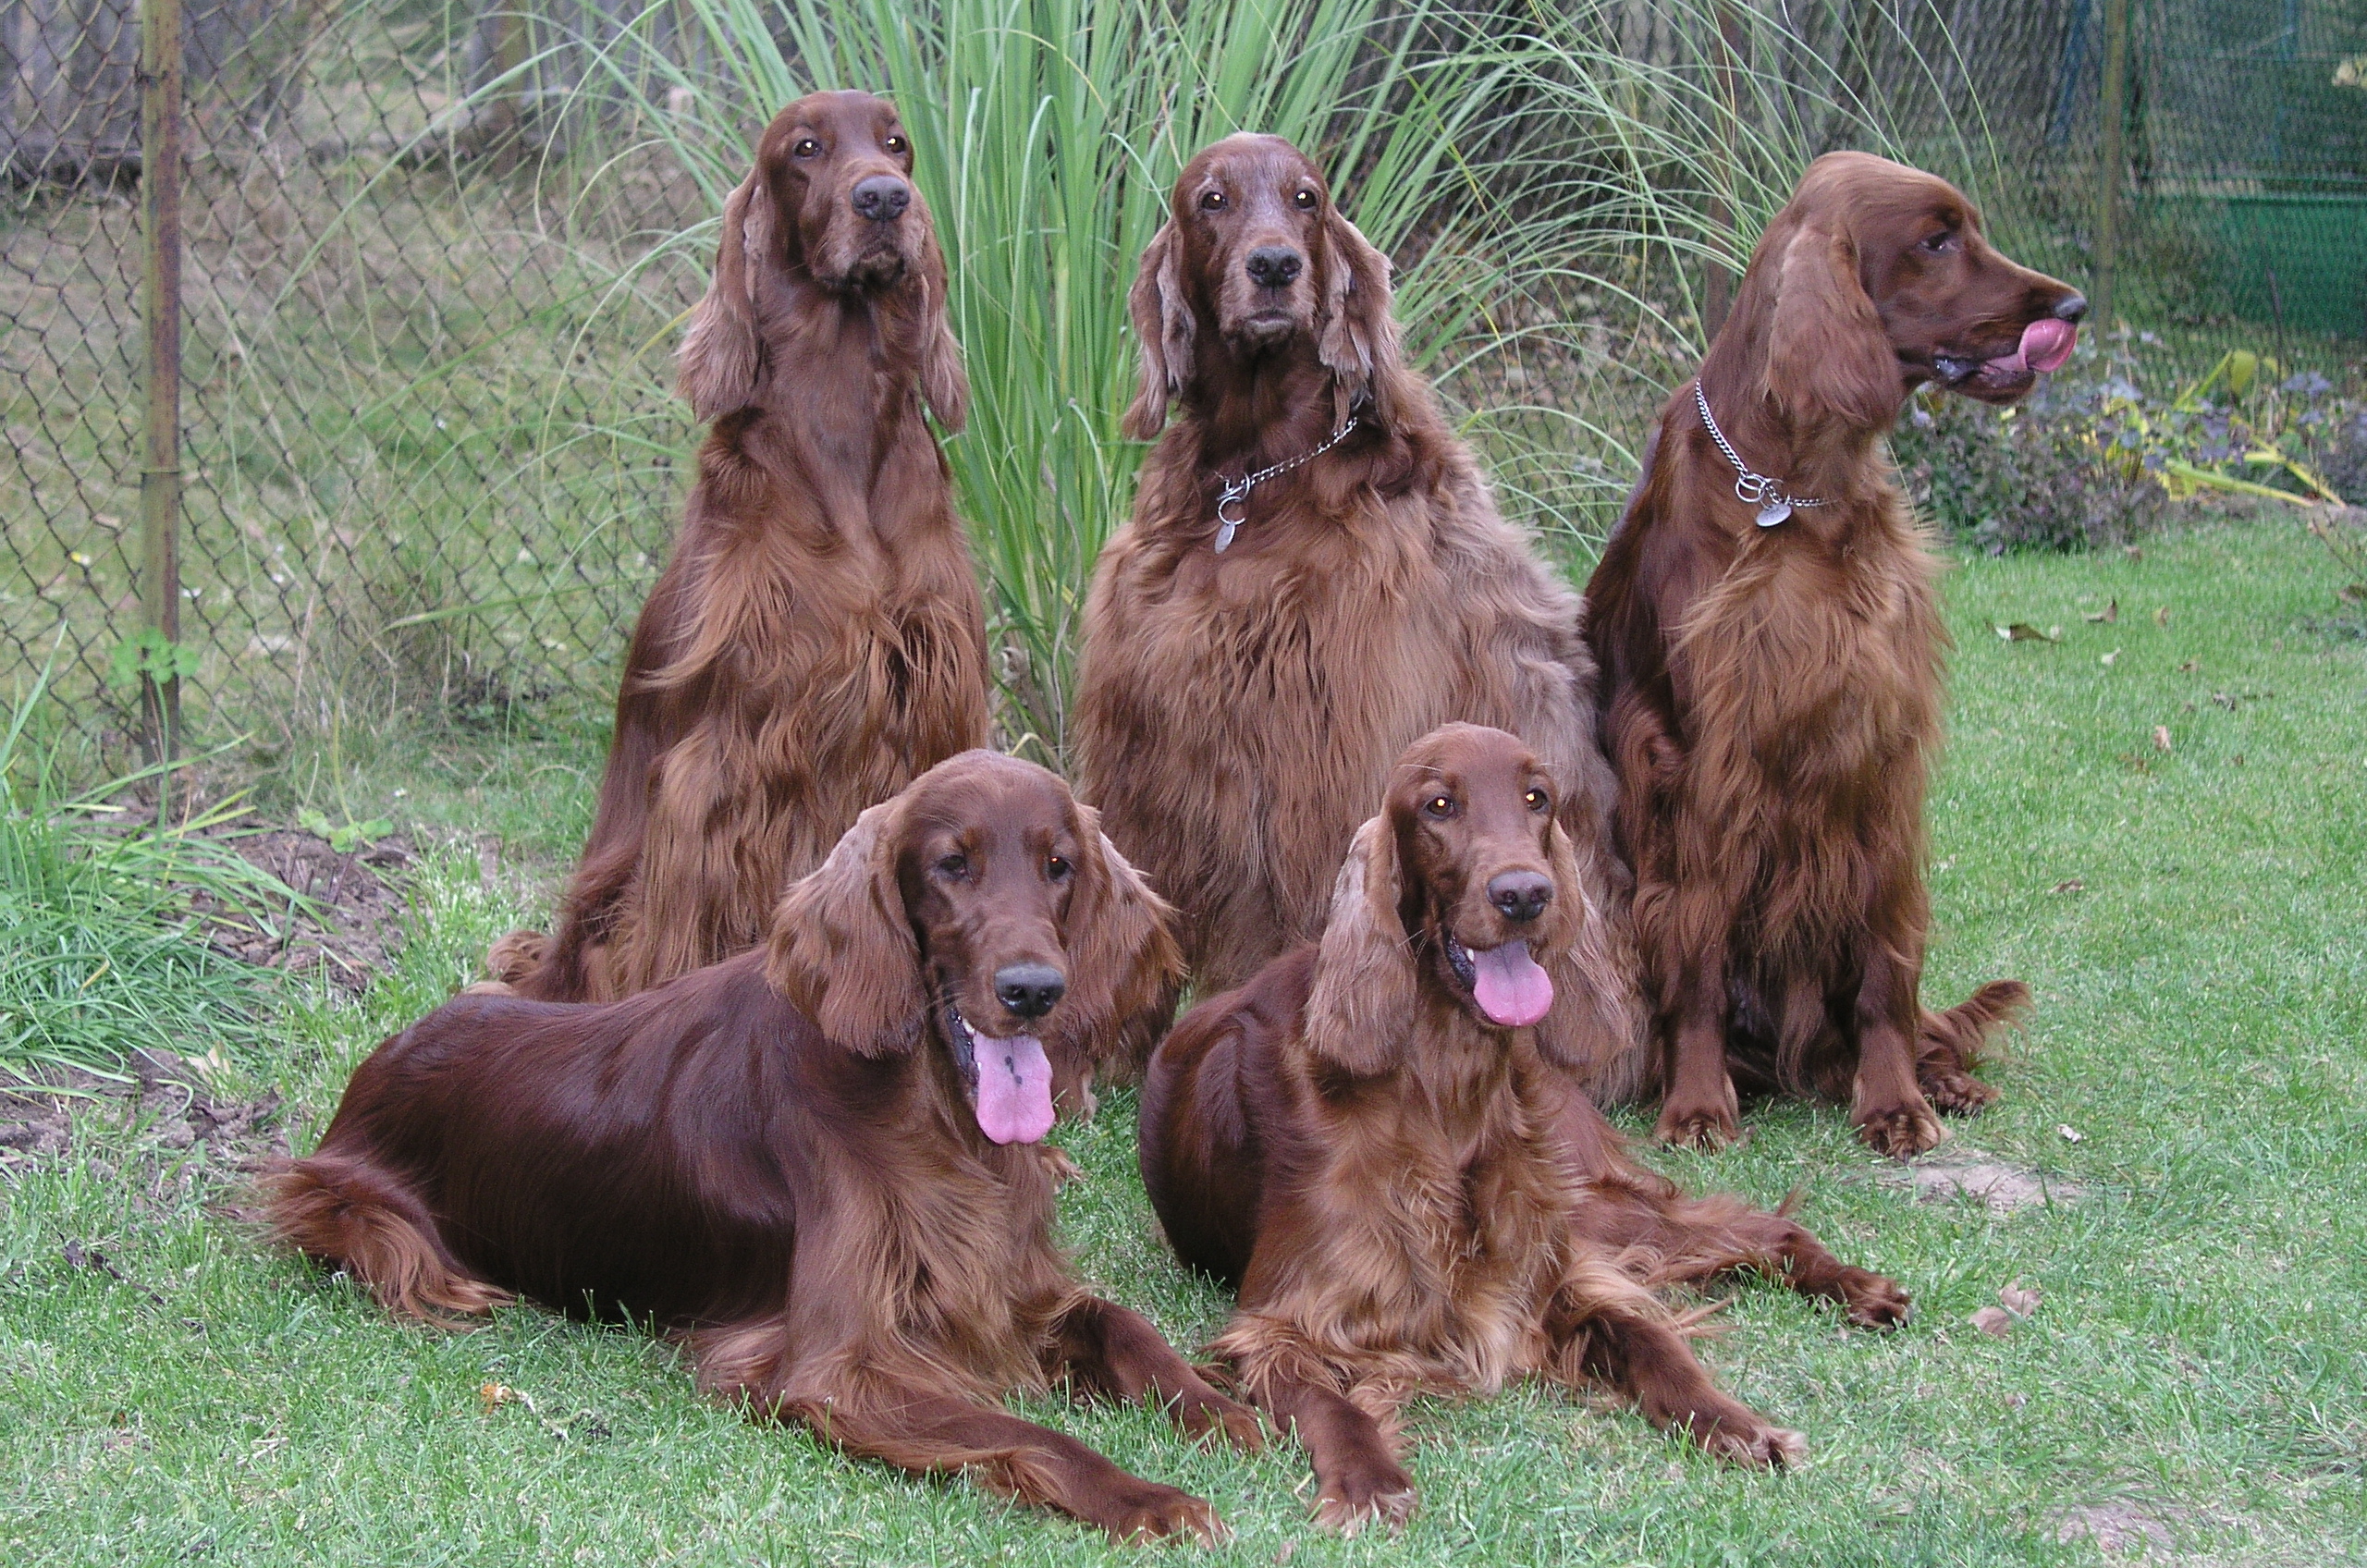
(1702, 1418, 1806, 1470)
(1101, 1480, 1226, 1547)
(483, 928, 546, 985)
(1313, 1451, 1418, 1537)
(1173, 1388, 1265, 1454)
(1835, 1268, 1913, 1330)
(1654, 1103, 1744, 1151)
(1036, 1145, 1085, 1186)
(1918, 1066, 1999, 1119)
(1854, 1102, 1946, 1159)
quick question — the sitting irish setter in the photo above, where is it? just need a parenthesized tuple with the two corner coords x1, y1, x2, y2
(1140, 725, 1907, 1535)
(492, 90, 989, 1002)
(268, 753, 1259, 1542)
(1584, 153, 2078, 1156)
(1072, 134, 1633, 1073)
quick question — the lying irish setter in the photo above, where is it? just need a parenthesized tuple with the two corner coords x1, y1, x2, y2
(1584, 153, 2077, 1156)
(1140, 725, 1907, 1534)
(1073, 134, 1633, 1071)
(269, 753, 1260, 1542)
(491, 90, 989, 1002)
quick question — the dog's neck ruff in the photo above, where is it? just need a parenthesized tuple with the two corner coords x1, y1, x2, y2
(1693, 381, 1837, 529)
(1210, 414, 1359, 553)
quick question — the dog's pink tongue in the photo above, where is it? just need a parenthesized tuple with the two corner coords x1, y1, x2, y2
(1470, 939, 1553, 1027)
(973, 1032, 1056, 1145)
(2017, 317, 2077, 374)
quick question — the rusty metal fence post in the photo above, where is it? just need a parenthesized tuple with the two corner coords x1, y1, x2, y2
(138, 0, 185, 821)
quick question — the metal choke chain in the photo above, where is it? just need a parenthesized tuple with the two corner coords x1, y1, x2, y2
(1692, 382, 1836, 529)
(1212, 414, 1360, 552)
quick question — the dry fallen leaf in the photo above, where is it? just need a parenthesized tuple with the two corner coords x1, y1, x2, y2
(2152, 606, 2171, 628)
(1970, 1306, 2016, 1338)
(2052, 879, 2085, 893)
(2211, 692, 2238, 710)
(1998, 1280, 2042, 1318)
(2339, 583, 2367, 605)
(2057, 1124, 2084, 1144)
(2178, 659, 2199, 673)
(2152, 725, 2173, 752)
(479, 1382, 517, 1414)
(2100, 649, 2118, 667)
(1995, 622, 2061, 643)
(2124, 545, 2143, 560)
(2084, 598, 2118, 623)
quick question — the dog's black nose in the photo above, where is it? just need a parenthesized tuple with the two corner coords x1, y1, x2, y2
(1245, 246, 1303, 289)
(1487, 871, 1553, 925)
(2052, 293, 2089, 323)
(993, 963, 1067, 1020)
(851, 176, 911, 223)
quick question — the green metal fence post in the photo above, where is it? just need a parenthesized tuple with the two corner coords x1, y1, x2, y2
(138, 0, 185, 823)
(2092, 0, 2130, 331)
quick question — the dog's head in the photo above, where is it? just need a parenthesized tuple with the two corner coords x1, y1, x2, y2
(1122, 132, 1409, 436)
(1302, 724, 1632, 1075)
(767, 752, 1179, 1145)
(1746, 151, 2086, 430)
(678, 89, 964, 427)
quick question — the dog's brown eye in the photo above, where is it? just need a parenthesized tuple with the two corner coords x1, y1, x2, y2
(936, 852, 967, 879)
(1524, 788, 1549, 812)
(1293, 189, 1317, 209)
(885, 135, 906, 153)
(1919, 229, 1955, 253)
(1046, 855, 1072, 882)
(792, 138, 820, 159)
(1200, 190, 1226, 212)
(1422, 794, 1454, 820)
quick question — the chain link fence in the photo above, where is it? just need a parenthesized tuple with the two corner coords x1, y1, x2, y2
(4, 0, 2362, 770)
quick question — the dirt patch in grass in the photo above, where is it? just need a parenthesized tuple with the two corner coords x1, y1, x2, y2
(1883, 1147, 2084, 1216)
(0, 1047, 286, 1183)
(195, 829, 413, 990)
(2053, 1500, 2177, 1557)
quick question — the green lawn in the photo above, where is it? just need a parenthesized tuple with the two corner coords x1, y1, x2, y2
(2, 518, 2361, 1566)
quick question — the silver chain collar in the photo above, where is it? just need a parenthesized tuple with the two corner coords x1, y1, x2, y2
(1211, 414, 1359, 552)
(1692, 382, 1835, 529)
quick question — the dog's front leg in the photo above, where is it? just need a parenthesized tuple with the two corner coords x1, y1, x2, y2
(1846, 944, 1946, 1158)
(1548, 1268, 1804, 1468)
(1653, 953, 1743, 1149)
(1048, 1295, 1263, 1452)
(1253, 1370, 1417, 1537)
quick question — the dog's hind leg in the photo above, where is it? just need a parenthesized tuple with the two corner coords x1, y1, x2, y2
(1917, 978, 2030, 1116)
(261, 1154, 509, 1322)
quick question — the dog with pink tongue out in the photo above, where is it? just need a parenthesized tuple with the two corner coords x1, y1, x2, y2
(1139, 724, 1919, 1533)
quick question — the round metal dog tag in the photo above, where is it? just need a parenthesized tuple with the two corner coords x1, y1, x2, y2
(1755, 500, 1792, 528)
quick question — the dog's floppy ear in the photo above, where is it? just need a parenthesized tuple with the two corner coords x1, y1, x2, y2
(908, 195, 969, 433)
(766, 800, 926, 1055)
(1302, 813, 1417, 1075)
(1049, 806, 1183, 1063)
(1533, 817, 1647, 1083)
(1760, 217, 1900, 432)
(678, 168, 779, 423)
(1315, 203, 1409, 429)
(1122, 219, 1194, 440)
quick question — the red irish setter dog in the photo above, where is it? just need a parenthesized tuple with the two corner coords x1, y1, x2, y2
(1073, 134, 1633, 1070)
(1140, 726, 1908, 1534)
(492, 91, 989, 1002)
(269, 753, 1261, 1542)
(1584, 153, 2080, 1157)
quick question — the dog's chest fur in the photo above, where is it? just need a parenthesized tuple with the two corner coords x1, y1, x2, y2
(1079, 456, 1591, 989)
(1243, 1040, 1576, 1396)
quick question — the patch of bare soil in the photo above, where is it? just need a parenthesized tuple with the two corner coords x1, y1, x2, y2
(193, 830, 413, 992)
(1883, 1146, 2084, 1216)
(2054, 1501, 2177, 1558)
(0, 1047, 286, 1188)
